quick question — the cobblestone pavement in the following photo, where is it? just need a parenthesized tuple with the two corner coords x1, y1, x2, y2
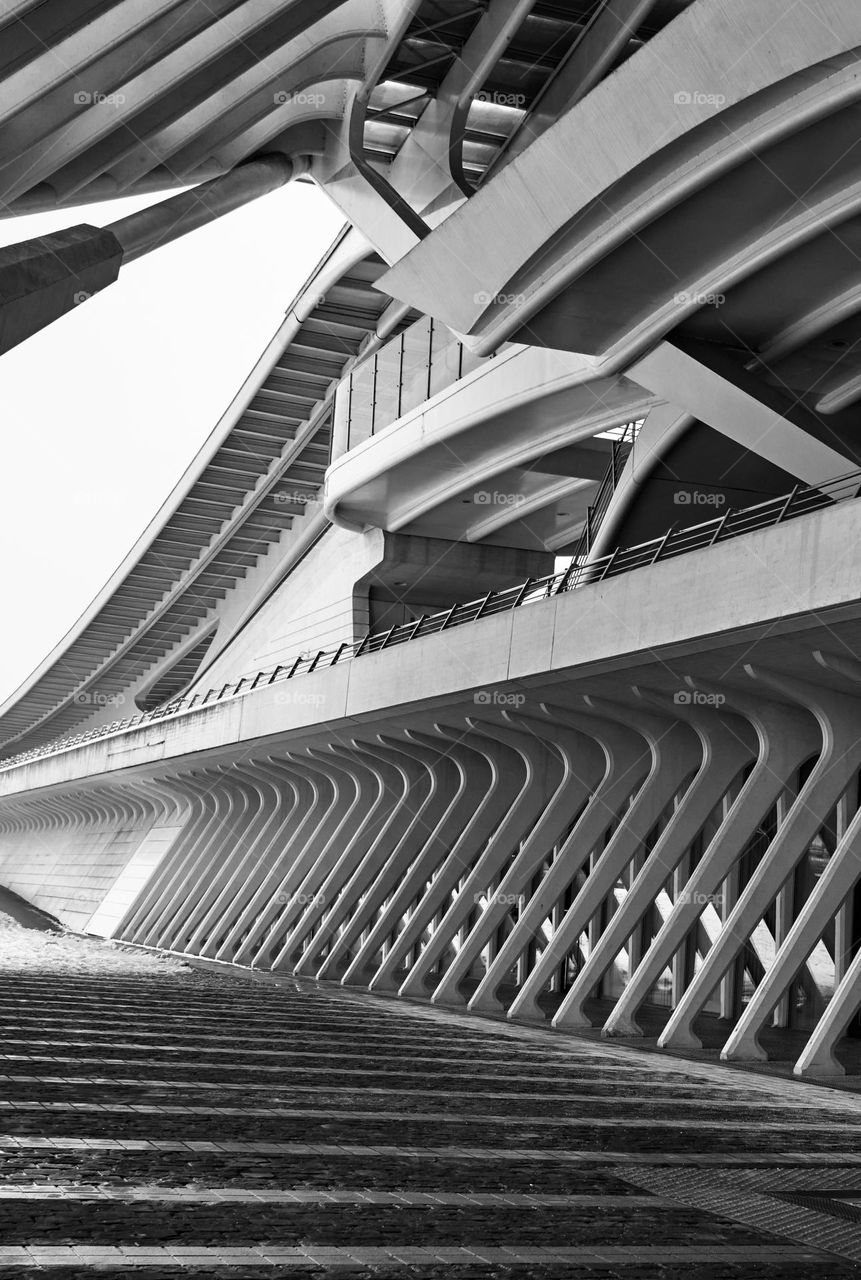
(0, 952, 860, 1278)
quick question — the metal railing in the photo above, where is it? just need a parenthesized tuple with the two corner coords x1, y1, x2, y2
(570, 419, 640, 561)
(1, 468, 858, 774)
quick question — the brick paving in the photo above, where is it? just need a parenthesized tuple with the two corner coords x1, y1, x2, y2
(0, 959, 859, 1276)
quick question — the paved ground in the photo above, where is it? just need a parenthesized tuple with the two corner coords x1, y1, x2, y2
(0, 925, 860, 1277)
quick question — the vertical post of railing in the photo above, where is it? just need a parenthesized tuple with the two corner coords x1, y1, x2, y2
(440, 601, 459, 630)
(330, 642, 347, 666)
(650, 524, 676, 565)
(426, 317, 434, 400)
(397, 331, 405, 418)
(457, 342, 463, 380)
(354, 633, 371, 658)
(268, 666, 284, 685)
(409, 614, 427, 639)
(308, 650, 324, 673)
(379, 626, 398, 650)
(555, 562, 575, 595)
(346, 372, 353, 453)
(599, 548, 621, 581)
(370, 351, 378, 438)
(775, 484, 800, 523)
(474, 590, 494, 621)
(288, 654, 304, 677)
(710, 507, 733, 544)
(512, 577, 533, 608)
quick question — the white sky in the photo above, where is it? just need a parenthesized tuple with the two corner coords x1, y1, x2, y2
(0, 181, 345, 704)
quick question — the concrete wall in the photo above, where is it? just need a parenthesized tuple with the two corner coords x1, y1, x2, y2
(199, 525, 387, 688)
(0, 817, 171, 931)
(86, 823, 184, 937)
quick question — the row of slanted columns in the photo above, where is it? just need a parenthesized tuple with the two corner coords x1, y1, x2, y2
(18, 649, 860, 1079)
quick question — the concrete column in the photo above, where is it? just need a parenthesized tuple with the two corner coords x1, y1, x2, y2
(468, 703, 651, 1016)
(206, 764, 302, 961)
(288, 742, 429, 976)
(399, 716, 561, 1001)
(794, 944, 861, 1078)
(661, 668, 861, 1053)
(117, 779, 208, 943)
(630, 340, 854, 490)
(243, 754, 367, 969)
(505, 700, 697, 1022)
(368, 727, 525, 995)
(160, 769, 254, 952)
(178, 766, 277, 953)
(128, 771, 224, 946)
(262, 746, 407, 971)
(344, 726, 493, 988)
(771, 786, 798, 1027)
(602, 682, 819, 1038)
(233, 764, 334, 967)
(429, 709, 606, 1008)
(319, 733, 464, 982)
(187, 759, 296, 957)
(303, 739, 440, 979)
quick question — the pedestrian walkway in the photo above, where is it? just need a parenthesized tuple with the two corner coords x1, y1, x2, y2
(0, 936, 860, 1276)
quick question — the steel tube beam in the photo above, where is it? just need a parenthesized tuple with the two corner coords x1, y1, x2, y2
(0, 154, 298, 358)
(108, 154, 297, 263)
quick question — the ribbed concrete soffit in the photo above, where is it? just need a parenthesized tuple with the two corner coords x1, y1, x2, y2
(377, 0, 861, 358)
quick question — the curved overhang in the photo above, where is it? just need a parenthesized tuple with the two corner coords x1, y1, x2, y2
(0, 0, 696, 240)
(324, 343, 658, 548)
(378, 0, 861, 363)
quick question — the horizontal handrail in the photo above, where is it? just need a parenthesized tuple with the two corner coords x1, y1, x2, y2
(2, 466, 859, 773)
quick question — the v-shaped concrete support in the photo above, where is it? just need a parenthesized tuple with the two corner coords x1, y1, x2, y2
(718, 658, 861, 1063)
(465, 701, 651, 1016)
(429, 708, 606, 1008)
(603, 678, 819, 1039)
(659, 665, 861, 1051)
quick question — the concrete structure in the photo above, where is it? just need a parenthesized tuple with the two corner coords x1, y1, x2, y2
(2, 0, 861, 1082)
